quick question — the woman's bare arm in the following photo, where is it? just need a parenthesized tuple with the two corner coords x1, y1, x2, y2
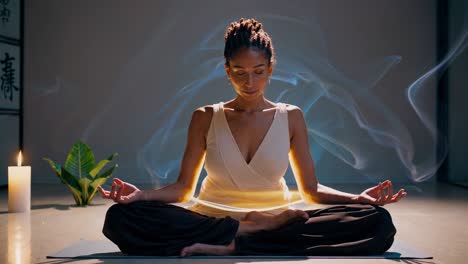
(100, 107, 213, 204)
(141, 107, 212, 203)
(287, 106, 319, 203)
(288, 106, 406, 205)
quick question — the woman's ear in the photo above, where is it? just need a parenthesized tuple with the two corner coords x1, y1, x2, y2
(224, 64, 231, 79)
(268, 63, 274, 77)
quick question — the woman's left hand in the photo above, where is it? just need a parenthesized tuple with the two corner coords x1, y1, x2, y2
(355, 180, 407, 206)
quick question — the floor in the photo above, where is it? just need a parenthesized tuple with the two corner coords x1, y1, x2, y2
(0, 181, 467, 264)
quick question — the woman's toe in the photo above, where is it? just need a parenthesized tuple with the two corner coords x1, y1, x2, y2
(296, 209, 309, 219)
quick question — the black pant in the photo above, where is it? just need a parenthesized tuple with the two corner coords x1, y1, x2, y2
(102, 201, 396, 256)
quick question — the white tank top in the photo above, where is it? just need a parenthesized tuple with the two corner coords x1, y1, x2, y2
(188, 102, 292, 220)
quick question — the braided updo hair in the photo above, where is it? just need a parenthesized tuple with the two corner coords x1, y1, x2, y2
(224, 18, 275, 66)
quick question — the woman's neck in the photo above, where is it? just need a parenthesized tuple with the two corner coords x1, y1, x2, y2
(230, 97, 271, 113)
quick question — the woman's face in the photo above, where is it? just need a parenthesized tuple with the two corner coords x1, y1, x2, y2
(225, 47, 273, 100)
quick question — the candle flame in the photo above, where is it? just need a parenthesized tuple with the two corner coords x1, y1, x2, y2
(17, 151, 22, 167)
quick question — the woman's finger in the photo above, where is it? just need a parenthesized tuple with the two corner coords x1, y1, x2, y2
(385, 182, 394, 203)
(380, 183, 387, 198)
(120, 193, 137, 204)
(367, 182, 379, 193)
(110, 182, 117, 199)
(114, 178, 123, 197)
(114, 178, 124, 185)
(387, 189, 403, 203)
(375, 193, 383, 205)
(368, 182, 381, 197)
(379, 184, 386, 200)
(380, 184, 388, 205)
(376, 182, 383, 191)
(115, 184, 125, 202)
(113, 185, 122, 202)
(97, 186, 109, 198)
(392, 189, 407, 203)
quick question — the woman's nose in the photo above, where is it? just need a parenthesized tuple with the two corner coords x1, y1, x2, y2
(244, 73, 254, 87)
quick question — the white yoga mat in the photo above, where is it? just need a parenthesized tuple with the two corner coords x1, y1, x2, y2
(47, 239, 432, 259)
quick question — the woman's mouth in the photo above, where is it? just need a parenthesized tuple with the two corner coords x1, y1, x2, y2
(243, 90, 258, 95)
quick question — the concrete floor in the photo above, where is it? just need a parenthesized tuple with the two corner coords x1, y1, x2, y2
(0, 182, 467, 264)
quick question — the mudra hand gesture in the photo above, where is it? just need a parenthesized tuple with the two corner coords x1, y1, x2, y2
(98, 178, 143, 204)
(355, 180, 407, 206)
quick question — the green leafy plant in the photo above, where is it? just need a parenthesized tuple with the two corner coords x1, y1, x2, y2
(43, 140, 118, 206)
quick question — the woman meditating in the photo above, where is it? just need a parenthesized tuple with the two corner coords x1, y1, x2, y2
(99, 18, 406, 257)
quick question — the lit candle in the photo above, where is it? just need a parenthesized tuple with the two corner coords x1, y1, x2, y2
(8, 151, 31, 213)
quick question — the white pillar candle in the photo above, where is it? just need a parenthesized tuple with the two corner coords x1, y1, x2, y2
(8, 151, 31, 213)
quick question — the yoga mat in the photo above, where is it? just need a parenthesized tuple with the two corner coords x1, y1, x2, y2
(47, 239, 432, 259)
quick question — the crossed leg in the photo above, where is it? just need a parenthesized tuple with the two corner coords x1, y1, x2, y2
(103, 202, 395, 256)
(180, 209, 309, 256)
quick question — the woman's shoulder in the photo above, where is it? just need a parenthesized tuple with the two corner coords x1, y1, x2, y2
(279, 103, 306, 139)
(280, 103, 301, 111)
(279, 103, 304, 119)
(191, 104, 215, 127)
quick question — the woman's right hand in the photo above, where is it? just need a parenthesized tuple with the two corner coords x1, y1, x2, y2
(98, 178, 144, 204)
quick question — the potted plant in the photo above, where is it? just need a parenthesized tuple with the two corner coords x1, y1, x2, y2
(43, 140, 118, 206)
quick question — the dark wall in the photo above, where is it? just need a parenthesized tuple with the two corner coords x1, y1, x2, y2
(448, 0, 468, 183)
(18, 0, 441, 187)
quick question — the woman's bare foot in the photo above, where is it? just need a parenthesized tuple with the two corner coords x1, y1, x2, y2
(180, 240, 235, 257)
(243, 209, 309, 230)
(179, 210, 309, 256)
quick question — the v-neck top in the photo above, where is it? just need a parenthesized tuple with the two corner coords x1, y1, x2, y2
(188, 102, 291, 220)
(221, 102, 279, 166)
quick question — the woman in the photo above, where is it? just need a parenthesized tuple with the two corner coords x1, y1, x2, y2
(98, 18, 406, 257)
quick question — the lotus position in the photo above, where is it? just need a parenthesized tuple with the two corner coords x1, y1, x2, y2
(99, 18, 406, 257)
